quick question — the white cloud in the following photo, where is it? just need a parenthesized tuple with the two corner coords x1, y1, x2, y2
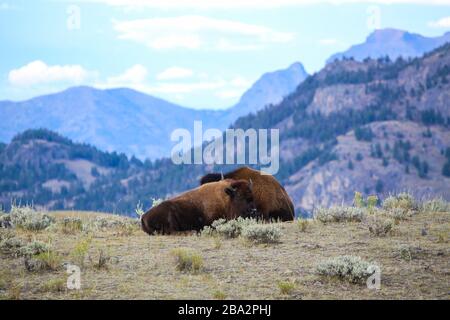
(106, 64, 148, 85)
(96, 66, 225, 94)
(8, 60, 90, 87)
(113, 16, 294, 51)
(318, 38, 339, 46)
(79, 0, 450, 8)
(157, 67, 194, 80)
(429, 16, 450, 28)
(145, 81, 226, 94)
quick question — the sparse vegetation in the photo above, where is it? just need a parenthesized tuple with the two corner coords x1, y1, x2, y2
(171, 248, 203, 273)
(212, 290, 227, 300)
(135, 198, 162, 219)
(354, 192, 379, 209)
(202, 218, 257, 239)
(0, 237, 26, 256)
(314, 206, 365, 223)
(316, 255, 377, 284)
(70, 236, 92, 268)
(382, 193, 417, 211)
(18, 241, 49, 257)
(7, 205, 55, 231)
(61, 217, 83, 234)
(0, 212, 11, 228)
(420, 198, 450, 213)
(396, 245, 421, 261)
(296, 218, 310, 232)
(0, 197, 448, 299)
(202, 218, 282, 244)
(366, 195, 379, 208)
(214, 218, 253, 239)
(241, 224, 282, 244)
(90, 249, 111, 270)
(385, 207, 414, 222)
(367, 216, 394, 236)
(40, 278, 66, 293)
(353, 192, 365, 208)
(278, 280, 296, 295)
(25, 250, 62, 272)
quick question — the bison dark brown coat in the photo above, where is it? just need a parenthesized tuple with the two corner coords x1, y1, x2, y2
(141, 179, 256, 235)
(200, 167, 295, 221)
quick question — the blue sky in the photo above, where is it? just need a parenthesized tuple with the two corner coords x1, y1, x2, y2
(1, 0, 450, 109)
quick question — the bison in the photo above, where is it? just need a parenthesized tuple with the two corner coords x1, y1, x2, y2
(200, 166, 295, 221)
(141, 179, 257, 235)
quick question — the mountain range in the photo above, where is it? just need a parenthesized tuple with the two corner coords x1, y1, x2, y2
(0, 62, 308, 160)
(1, 41, 449, 215)
(2, 28, 449, 162)
(328, 28, 450, 63)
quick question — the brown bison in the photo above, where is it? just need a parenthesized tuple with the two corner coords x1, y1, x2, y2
(200, 167, 295, 221)
(141, 179, 257, 235)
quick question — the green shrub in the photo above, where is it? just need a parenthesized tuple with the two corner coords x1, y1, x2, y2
(420, 198, 450, 213)
(396, 245, 423, 261)
(382, 193, 416, 211)
(92, 217, 114, 229)
(115, 220, 138, 236)
(385, 207, 414, 222)
(314, 206, 365, 223)
(354, 192, 378, 209)
(241, 224, 282, 244)
(214, 219, 249, 238)
(25, 250, 62, 272)
(134, 201, 145, 219)
(201, 218, 281, 244)
(90, 249, 111, 270)
(18, 241, 49, 257)
(171, 248, 203, 273)
(200, 226, 215, 237)
(9, 205, 55, 231)
(202, 218, 257, 239)
(353, 192, 365, 208)
(40, 278, 66, 293)
(0, 213, 12, 228)
(316, 255, 377, 284)
(0, 229, 14, 242)
(296, 218, 310, 232)
(367, 216, 394, 236)
(70, 237, 92, 267)
(0, 237, 26, 256)
(212, 290, 227, 300)
(277, 280, 296, 295)
(61, 217, 83, 234)
(366, 195, 379, 208)
(90, 216, 138, 233)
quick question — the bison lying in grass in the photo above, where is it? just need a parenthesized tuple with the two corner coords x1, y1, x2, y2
(201, 167, 295, 221)
(141, 179, 257, 235)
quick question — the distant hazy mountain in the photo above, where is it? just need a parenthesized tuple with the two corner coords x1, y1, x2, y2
(328, 29, 450, 63)
(0, 86, 223, 160)
(222, 62, 308, 123)
(0, 62, 308, 160)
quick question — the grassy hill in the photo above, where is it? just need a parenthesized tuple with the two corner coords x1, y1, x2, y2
(0, 195, 448, 300)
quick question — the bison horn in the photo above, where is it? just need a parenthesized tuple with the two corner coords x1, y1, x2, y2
(249, 179, 253, 190)
(221, 172, 224, 180)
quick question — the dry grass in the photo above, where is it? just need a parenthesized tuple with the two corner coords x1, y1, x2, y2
(0, 209, 449, 300)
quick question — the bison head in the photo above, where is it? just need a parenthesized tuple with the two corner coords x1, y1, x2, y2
(224, 179, 258, 219)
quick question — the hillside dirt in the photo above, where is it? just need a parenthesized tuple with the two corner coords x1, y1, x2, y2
(0, 210, 449, 300)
